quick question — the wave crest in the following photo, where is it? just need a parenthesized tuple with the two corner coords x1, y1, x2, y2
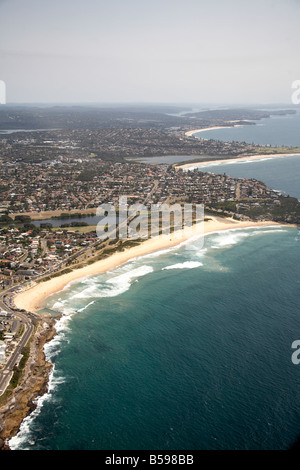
(163, 261, 203, 270)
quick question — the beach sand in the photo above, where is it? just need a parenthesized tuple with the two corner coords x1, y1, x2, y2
(176, 152, 300, 170)
(185, 127, 228, 136)
(14, 217, 282, 313)
(184, 122, 249, 137)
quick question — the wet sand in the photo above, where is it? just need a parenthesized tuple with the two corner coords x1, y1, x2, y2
(14, 217, 281, 313)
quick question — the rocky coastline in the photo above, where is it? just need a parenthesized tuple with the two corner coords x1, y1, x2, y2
(0, 314, 57, 450)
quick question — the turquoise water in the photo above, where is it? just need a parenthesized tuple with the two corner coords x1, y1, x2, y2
(9, 227, 300, 450)
(9, 109, 300, 451)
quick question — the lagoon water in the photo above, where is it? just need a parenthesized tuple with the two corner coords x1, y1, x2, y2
(9, 110, 300, 450)
(31, 214, 102, 228)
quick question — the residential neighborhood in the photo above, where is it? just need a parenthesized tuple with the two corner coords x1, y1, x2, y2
(0, 157, 284, 297)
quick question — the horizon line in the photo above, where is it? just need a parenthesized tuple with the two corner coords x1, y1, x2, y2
(0, 101, 299, 108)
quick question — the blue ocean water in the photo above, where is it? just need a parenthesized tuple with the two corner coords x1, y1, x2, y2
(194, 109, 300, 147)
(9, 111, 300, 451)
(186, 154, 300, 200)
(9, 227, 300, 451)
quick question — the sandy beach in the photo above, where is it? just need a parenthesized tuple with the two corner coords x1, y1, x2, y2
(184, 122, 248, 137)
(176, 152, 300, 170)
(14, 217, 282, 313)
(185, 126, 229, 136)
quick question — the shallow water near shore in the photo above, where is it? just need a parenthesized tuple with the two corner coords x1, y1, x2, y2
(8, 110, 300, 450)
(9, 226, 300, 450)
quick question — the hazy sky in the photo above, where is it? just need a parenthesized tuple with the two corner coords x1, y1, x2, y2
(0, 0, 300, 104)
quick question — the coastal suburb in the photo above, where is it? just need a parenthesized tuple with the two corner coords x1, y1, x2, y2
(1, 105, 300, 449)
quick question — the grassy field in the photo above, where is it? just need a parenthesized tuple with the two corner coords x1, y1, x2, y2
(249, 146, 300, 155)
(11, 208, 97, 221)
(52, 225, 97, 233)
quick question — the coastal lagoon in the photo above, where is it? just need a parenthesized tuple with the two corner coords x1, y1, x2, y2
(31, 214, 102, 228)
(9, 109, 300, 450)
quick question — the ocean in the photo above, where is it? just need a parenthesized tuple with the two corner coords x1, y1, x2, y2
(193, 109, 300, 147)
(9, 109, 300, 450)
(186, 154, 300, 200)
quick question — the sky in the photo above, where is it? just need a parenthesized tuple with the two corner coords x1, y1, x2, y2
(0, 0, 300, 105)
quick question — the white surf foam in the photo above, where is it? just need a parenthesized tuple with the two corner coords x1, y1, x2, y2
(9, 364, 64, 450)
(208, 226, 288, 249)
(162, 261, 203, 270)
(43, 311, 73, 362)
(210, 231, 250, 248)
(249, 229, 288, 236)
(9, 302, 75, 449)
(77, 300, 95, 312)
(72, 265, 154, 300)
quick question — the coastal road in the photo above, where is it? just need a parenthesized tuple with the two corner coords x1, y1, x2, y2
(0, 295, 34, 395)
(0, 178, 163, 395)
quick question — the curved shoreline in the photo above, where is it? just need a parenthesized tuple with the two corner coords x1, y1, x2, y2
(176, 152, 300, 170)
(3, 216, 289, 449)
(184, 122, 248, 137)
(14, 217, 282, 313)
(185, 126, 230, 136)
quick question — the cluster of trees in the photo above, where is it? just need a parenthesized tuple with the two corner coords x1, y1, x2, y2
(0, 214, 32, 224)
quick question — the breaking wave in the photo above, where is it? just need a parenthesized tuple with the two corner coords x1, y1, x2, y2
(8, 224, 293, 450)
(162, 261, 203, 270)
(8, 362, 66, 450)
(71, 265, 154, 300)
